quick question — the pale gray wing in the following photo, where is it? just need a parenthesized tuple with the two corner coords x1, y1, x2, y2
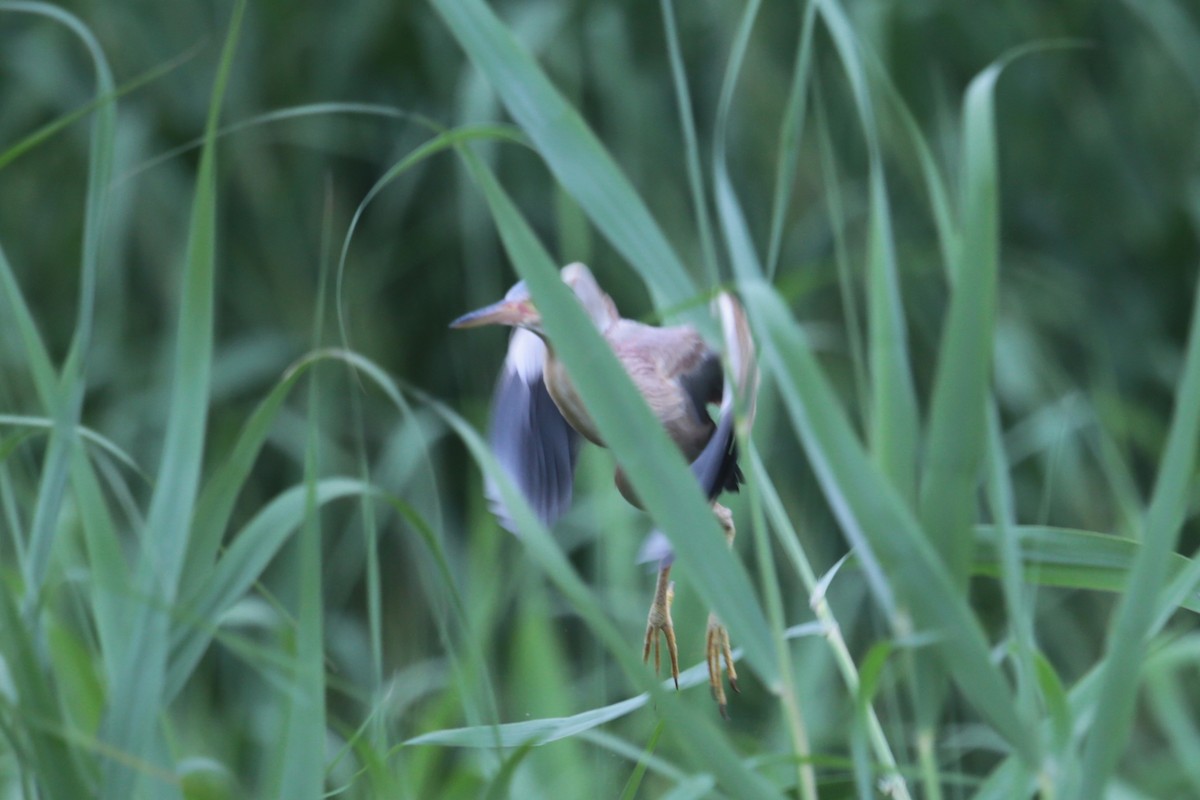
(485, 329, 582, 533)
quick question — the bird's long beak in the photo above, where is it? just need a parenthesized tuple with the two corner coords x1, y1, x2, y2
(449, 298, 534, 329)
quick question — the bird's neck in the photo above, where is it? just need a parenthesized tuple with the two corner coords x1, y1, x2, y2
(542, 347, 606, 447)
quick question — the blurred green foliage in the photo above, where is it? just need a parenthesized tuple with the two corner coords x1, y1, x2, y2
(2, 0, 1200, 797)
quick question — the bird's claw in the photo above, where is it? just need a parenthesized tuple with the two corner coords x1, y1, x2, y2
(706, 612, 738, 719)
(643, 578, 680, 689)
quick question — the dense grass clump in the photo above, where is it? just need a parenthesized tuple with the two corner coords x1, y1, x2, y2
(2, 0, 1199, 797)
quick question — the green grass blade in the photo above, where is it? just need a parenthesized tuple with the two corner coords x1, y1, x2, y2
(0, 3, 114, 373)
(972, 525, 1200, 613)
(0, 0, 116, 611)
(179, 369, 305, 604)
(711, 0, 763, 285)
(119, 102, 424, 184)
(618, 720, 667, 800)
(863, 168, 918, 499)
(0, 415, 145, 478)
(407, 623, 823, 748)
(429, 0, 699, 311)
(169, 478, 368, 699)
(408, 687, 657, 749)
(918, 59, 1005, 591)
(169, 478, 366, 694)
(814, 83, 870, 426)
(765, 0, 818, 280)
(703, 16, 822, 756)
(741, 280, 1037, 763)
(0, 243, 58, 406)
(869, 56, 958, 277)
(751, 446, 914, 800)
(274, 196, 338, 799)
(814, 0, 919, 498)
(98, 3, 244, 795)
(1153, 543, 1200, 630)
(984, 404, 1043, 737)
(660, 0, 718, 285)
(69, 448, 132, 683)
(1077, 276, 1200, 797)
(273, 375, 327, 799)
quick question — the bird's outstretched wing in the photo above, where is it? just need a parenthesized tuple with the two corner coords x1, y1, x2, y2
(486, 328, 582, 533)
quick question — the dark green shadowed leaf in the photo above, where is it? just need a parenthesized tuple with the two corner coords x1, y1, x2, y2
(336, 122, 526, 356)
(0, 41, 197, 174)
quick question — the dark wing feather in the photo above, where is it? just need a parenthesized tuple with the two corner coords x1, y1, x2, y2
(485, 330, 582, 532)
(677, 350, 724, 426)
(689, 407, 743, 499)
(684, 294, 757, 500)
(674, 346, 742, 499)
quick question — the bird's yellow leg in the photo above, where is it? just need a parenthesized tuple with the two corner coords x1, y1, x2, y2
(643, 564, 680, 689)
(707, 503, 739, 718)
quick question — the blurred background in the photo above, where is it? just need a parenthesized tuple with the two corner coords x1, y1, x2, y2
(2, 0, 1199, 796)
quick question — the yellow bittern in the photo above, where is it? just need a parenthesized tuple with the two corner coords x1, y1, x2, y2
(451, 262, 757, 715)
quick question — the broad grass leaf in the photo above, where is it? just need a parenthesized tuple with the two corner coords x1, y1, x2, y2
(429, 0, 699, 310)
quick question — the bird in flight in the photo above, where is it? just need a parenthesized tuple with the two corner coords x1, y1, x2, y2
(452, 262, 757, 716)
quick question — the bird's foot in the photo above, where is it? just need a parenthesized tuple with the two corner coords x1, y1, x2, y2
(642, 569, 680, 689)
(706, 612, 739, 719)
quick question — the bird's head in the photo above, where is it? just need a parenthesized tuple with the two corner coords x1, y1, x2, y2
(450, 262, 618, 336)
(449, 278, 541, 333)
